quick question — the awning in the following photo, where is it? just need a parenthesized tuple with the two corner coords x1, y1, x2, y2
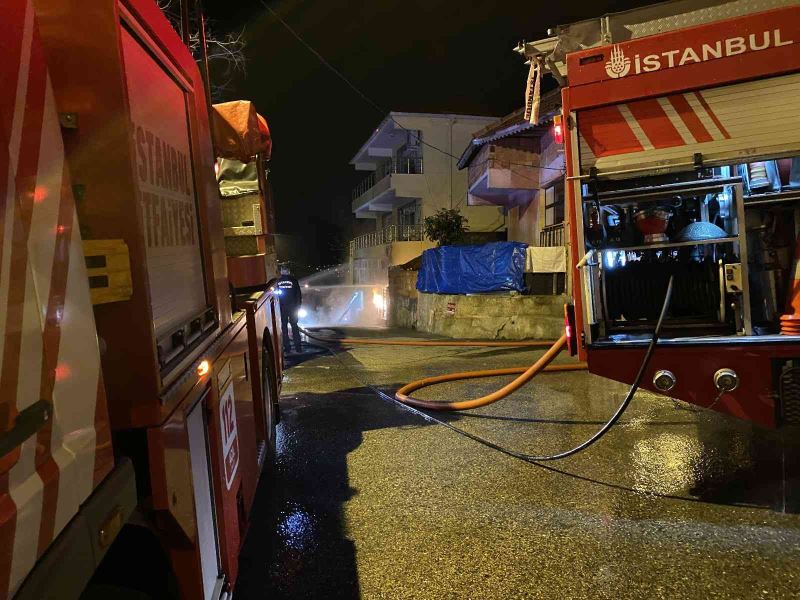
(211, 100, 272, 162)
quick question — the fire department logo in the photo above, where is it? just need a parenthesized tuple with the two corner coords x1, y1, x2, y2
(605, 45, 631, 78)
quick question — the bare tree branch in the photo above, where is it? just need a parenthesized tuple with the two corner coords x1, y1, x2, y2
(157, 2, 247, 102)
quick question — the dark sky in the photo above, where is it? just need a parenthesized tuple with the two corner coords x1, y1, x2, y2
(202, 0, 659, 262)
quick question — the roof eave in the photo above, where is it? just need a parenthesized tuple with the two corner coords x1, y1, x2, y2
(349, 113, 394, 165)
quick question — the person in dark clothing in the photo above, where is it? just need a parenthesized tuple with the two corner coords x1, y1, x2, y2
(275, 265, 302, 354)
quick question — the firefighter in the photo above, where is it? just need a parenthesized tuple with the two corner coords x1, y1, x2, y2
(275, 264, 303, 354)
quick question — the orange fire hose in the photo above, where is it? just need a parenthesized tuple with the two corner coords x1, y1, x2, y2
(302, 329, 587, 412)
(304, 335, 556, 348)
(395, 335, 586, 411)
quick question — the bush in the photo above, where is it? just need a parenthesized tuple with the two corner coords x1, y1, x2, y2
(423, 208, 469, 247)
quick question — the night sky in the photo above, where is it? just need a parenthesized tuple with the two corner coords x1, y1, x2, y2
(202, 0, 658, 266)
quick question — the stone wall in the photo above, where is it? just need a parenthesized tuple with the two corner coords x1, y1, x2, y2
(416, 292, 566, 340)
(388, 267, 419, 329)
(387, 266, 566, 340)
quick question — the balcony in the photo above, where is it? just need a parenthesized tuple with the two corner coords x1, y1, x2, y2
(349, 224, 424, 257)
(539, 222, 565, 247)
(466, 133, 565, 209)
(352, 158, 425, 217)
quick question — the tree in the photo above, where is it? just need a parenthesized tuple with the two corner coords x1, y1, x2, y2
(156, 0, 246, 101)
(423, 208, 469, 247)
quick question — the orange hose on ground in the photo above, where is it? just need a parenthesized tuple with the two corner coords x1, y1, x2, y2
(394, 334, 586, 411)
(300, 328, 588, 412)
(302, 329, 556, 348)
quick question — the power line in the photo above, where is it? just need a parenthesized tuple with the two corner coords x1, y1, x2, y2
(261, 2, 384, 114)
(261, 1, 564, 174)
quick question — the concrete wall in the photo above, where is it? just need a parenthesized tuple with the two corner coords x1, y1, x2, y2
(507, 202, 539, 245)
(388, 267, 418, 329)
(352, 240, 434, 284)
(386, 269, 567, 339)
(416, 292, 566, 340)
(392, 114, 506, 233)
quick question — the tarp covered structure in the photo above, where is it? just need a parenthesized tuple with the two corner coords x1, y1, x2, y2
(211, 100, 272, 162)
(416, 242, 528, 294)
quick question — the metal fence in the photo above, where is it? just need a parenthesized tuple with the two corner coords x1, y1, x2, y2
(352, 157, 424, 201)
(349, 224, 424, 256)
(539, 222, 565, 247)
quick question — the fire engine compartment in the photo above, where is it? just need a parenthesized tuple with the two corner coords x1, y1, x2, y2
(580, 159, 800, 345)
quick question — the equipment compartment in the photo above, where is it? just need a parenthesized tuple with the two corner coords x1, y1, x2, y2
(580, 159, 800, 344)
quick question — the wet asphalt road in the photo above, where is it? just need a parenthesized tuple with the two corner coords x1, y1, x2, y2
(235, 329, 800, 599)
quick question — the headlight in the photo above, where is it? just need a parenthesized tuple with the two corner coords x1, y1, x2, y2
(297, 308, 308, 319)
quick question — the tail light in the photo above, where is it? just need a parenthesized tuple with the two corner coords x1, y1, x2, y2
(553, 114, 564, 145)
(564, 303, 577, 356)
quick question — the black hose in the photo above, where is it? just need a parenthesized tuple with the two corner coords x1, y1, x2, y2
(516, 274, 674, 460)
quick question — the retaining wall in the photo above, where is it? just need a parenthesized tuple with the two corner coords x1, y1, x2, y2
(388, 267, 565, 340)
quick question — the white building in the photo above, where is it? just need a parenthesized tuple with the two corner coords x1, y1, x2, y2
(349, 112, 502, 283)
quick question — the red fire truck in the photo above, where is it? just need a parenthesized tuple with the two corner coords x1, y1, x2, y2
(524, 0, 800, 428)
(1, 0, 282, 598)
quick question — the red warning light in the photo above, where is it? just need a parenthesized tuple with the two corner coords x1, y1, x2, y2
(553, 115, 564, 145)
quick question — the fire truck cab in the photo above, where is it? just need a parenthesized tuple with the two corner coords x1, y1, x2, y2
(524, 0, 800, 428)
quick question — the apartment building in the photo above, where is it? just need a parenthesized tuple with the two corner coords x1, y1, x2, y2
(349, 112, 502, 283)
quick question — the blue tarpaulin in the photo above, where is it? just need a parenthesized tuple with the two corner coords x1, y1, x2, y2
(416, 242, 528, 294)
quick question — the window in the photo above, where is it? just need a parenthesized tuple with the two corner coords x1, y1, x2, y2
(397, 130, 423, 174)
(544, 180, 565, 226)
(398, 201, 418, 228)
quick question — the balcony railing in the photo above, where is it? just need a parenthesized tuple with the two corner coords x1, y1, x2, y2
(349, 224, 424, 256)
(539, 222, 565, 247)
(352, 157, 424, 201)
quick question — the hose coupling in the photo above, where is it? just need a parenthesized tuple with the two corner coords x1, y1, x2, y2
(713, 368, 739, 392)
(653, 370, 676, 392)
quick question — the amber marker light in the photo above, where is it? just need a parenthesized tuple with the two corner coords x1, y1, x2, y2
(197, 359, 210, 377)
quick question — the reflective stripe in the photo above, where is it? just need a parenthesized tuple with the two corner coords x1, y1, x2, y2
(1, 2, 110, 595)
(666, 94, 714, 144)
(618, 103, 655, 151)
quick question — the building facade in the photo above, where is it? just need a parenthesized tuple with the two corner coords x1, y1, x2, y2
(459, 91, 564, 245)
(457, 90, 568, 294)
(349, 112, 502, 283)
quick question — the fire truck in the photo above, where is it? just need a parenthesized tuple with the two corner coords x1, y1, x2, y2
(1, 0, 282, 598)
(522, 0, 800, 428)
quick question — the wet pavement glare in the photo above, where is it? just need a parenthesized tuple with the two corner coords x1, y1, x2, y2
(235, 329, 800, 599)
